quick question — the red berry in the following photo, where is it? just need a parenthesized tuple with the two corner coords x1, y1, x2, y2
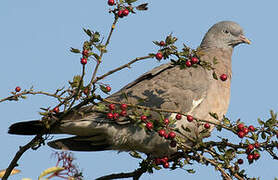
(154, 158, 161, 165)
(247, 154, 254, 161)
(158, 129, 166, 137)
(243, 127, 249, 135)
(247, 144, 254, 151)
(170, 140, 177, 147)
(120, 110, 127, 116)
(163, 162, 169, 168)
(107, 112, 113, 119)
(164, 133, 169, 139)
(120, 103, 128, 110)
(168, 131, 176, 139)
(107, 0, 114, 6)
(141, 115, 147, 122)
(108, 104, 116, 110)
(159, 41, 165, 46)
(276, 132, 278, 138)
(113, 113, 119, 120)
(220, 74, 227, 81)
(175, 114, 182, 120)
(53, 107, 59, 114)
(186, 115, 194, 122)
(254, 142, 260, 149)
(237, 123, 244, 131)
(82, 49, 89, 57)
(253, 153, 260, 160)
(80, 58, 87, 65)
(122, 9, 129, 16)
(162, 156, 169, 162)
(146, 122, 153, 130)
(164, 118, 170, 125)
(191, 57, 199, 64)
(106, 86, 111, 92)
(204, 123, 211, 129)
(248, 125, 255, 132)
(15, 86, 21, 92)
(118, 10, 124, 18)
(185, 60, 192, 67)
(237, 159, 244, 165)
(155, 52, 163, 60)
(238, 131, 245, 138)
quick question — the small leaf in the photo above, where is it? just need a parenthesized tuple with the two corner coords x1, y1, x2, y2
(95, 103, 107, 111)
(83, 28, 92, 37)
(212, 71, 218, 80)
(70, 47, 81, 53)
(223, 117, 230, 126)
(38, 166, 65, 180)
(216, 125, 222, 131)
(129, 151, 142, 159)
(21, 95, 27, 99)
(213, 57, 218, 64)
(209, 112, 219, 120)
(125, 0, 138, 4)
(186, 169, 195, 174)
(136, 3, 148, 11)
(100, 85, 109, 94)
(261, 132, 266, 139)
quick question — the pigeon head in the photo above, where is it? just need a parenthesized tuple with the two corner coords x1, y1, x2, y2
(200, 21, 251, 50)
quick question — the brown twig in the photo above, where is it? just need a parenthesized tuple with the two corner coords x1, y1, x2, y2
(89, 16, 119, 88)
(2, 135, 42, 180)
(94, 55, 153, 83)
(95, 165, 147, 180)
(0, 90, 65, 103)
(68, 64, 86, 109)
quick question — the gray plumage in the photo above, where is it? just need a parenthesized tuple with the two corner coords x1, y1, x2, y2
(8, 21, 250, 157)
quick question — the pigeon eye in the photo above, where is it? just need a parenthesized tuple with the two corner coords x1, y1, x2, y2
(224, 30, 229, 34)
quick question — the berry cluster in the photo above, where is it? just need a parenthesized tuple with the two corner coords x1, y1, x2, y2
(185, 57, 199, 67)
(237, 123, 255, 138)
(154, 156, 170, 168)
(106, 103, 128, 121)
(107, 0, 130, 18)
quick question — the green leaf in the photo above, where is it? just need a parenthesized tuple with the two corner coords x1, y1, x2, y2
(95, 103, 107, 111)
(213, 57, 218, 64)
(83, 28, 92, 37)
(70, 47, 81, 53)
(69, 75, 82, 88)
(216, 125, 222, 131)
(136, 3, 148, 11)
(212, 71, 218, 80)
(125, 0, 137, 4)
(92, 32, 100, 42)
(209, 112, 219, 120)
(21, 95, 27, 99)
(100, 85, 109, 94)
(223, 117, 230, 126)
(261, 132, 266, 139)
(186, 169, 195, 174)
(257, 118, 264, 126)
(129, 151, 142, 159)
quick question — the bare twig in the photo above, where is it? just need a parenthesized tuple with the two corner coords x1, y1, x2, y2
(0, 90, 65, 103)
(2, 135, 43, 180)
(94, 55, 153, 83)
(95, 165, 147, 180)
(89, 16, 119, 88)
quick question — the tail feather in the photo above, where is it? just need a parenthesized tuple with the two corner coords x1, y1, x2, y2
(8, 120, 46, 135)
(48, 135, 111, 151)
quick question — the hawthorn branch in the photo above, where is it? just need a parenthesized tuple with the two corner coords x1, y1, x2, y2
(2, 135, 43, 180)
(95, 164, 147, 180)
(68, 64, 86, 109)
(94, 55, 153, 83)
(89, 16, 119, 88)
(0, 90, 66, 103)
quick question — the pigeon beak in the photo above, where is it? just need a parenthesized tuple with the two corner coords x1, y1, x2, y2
(239, 35, 251, 44)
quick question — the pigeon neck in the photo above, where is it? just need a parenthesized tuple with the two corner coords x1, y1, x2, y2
(200, 47, 233, 78)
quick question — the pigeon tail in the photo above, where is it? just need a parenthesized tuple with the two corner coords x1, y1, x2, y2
(8, 120, 46, 135)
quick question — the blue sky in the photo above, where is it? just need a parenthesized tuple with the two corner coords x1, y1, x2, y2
(1, 0, 278, 179)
